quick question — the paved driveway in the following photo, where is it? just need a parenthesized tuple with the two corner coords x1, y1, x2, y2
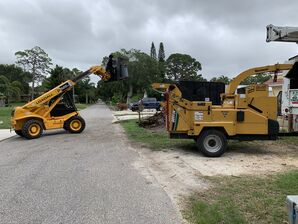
(0, 103, 181, 224)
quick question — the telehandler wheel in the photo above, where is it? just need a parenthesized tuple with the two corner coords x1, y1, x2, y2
(197, 129, 227, 157)
(64, 116, 85, 133)
(22, 119, 43, 139)
(15, 130, 23, 137)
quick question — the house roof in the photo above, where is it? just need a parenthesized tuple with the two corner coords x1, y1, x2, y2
(264, 75, 284, 86)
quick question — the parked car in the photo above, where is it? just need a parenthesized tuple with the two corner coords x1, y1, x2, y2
(129, 97, 161, 111)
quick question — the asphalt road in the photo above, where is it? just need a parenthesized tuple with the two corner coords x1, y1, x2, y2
(0, 103, 181, 224)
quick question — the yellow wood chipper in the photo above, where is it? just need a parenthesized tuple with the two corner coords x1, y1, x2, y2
(152, 62, 298, 157)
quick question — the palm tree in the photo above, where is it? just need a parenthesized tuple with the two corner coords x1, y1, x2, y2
(0, 75, 22, 104)
(80, 78, 94, 104)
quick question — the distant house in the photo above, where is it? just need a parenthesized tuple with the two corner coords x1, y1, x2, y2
(264, 75, 284, 96)
(263, 55, 298, 116)
(261, 55, 298, 96)
(264, 76, 283, 115)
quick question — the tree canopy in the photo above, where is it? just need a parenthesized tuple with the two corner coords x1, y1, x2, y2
(98, 49, 161, 103)
(44, 65, 76, 90)
(158, 42, 165, 62)
(165, 53, 203, 81)
(0, 45, 210, 105)
(0, 75, 22, 102)
(240, 73, 271, 85)
(150, 42, 157, 60)
(0, 64, 31, 95)
(15, 46, 52, 99)
(210, 75, 231, 84)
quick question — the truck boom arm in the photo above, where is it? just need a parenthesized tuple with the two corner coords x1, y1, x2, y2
(266, 24, 298, 43)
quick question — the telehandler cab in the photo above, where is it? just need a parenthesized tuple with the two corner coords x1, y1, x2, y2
(11, 55, 128, 139)
(152, 63, 298, 157)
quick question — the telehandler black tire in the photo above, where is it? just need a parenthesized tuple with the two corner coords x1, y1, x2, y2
(64, 116, 85, 133)
(15, 130, 23, 137)
(22, 119, 43, 139)
(196, 129, 227, 157)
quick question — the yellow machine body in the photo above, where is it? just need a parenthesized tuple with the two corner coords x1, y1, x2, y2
(152, 63, 294, 156)
(11, 56, 128, 139)
(11, 80, 77, 131)
(155, 83, 276, 137)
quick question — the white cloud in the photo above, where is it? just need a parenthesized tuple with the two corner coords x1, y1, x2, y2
(0, 0, 297, 80)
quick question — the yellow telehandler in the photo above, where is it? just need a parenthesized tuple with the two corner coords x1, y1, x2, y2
(11, 55, 128, 139)
(152, 63, 298, 157)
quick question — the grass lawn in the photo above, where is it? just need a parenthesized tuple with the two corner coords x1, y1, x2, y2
(120, 119, 298, 224)
(277, 135, 298, 145)
(76, 103, 88, 110)
(185, 170, 298, 224)
(0, 103, 89, 129)
(120, 119, 194, 151)
(120, 119, 298, 151)
(0, 106, 13, 129)
(0, 103, 23, 129)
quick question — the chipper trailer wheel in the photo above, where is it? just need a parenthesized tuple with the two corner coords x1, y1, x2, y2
(64, 116, 86, 133)
(196, 129, 227, 157)
(22, 119, 43, 139)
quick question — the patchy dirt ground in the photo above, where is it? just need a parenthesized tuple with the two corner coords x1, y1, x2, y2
(126, 132, 298, 219)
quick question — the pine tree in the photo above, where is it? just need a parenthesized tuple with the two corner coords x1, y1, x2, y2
(150, 42, 157, 60)
(15, 46, 52, 100)
(158, 42, 165, 62)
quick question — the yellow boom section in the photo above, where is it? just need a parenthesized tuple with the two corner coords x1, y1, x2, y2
(89, 65, 111, 81)
(226, 63, 293, 95)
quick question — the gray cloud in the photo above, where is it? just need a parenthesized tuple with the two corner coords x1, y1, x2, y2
(0, 0, 297, 80)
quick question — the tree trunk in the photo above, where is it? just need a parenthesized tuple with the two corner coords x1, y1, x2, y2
(72, 87, 75, 103)
(31, 80, 35, 100)
(85, 92, 88, 104)
(143, 89, 148, 98)
(138, 110, 141, 124)
(5, 91, 9, 106)
(31, 66, 36, 100)
(126, 83, 133, 104)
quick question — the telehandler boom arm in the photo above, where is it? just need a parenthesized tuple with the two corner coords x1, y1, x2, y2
(22, 65, 111, 109)
(72, 65, 111, 83)
(22, 55, 127, 109)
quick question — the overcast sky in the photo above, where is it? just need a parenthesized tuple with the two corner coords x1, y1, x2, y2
(0, 0, 297, 82)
